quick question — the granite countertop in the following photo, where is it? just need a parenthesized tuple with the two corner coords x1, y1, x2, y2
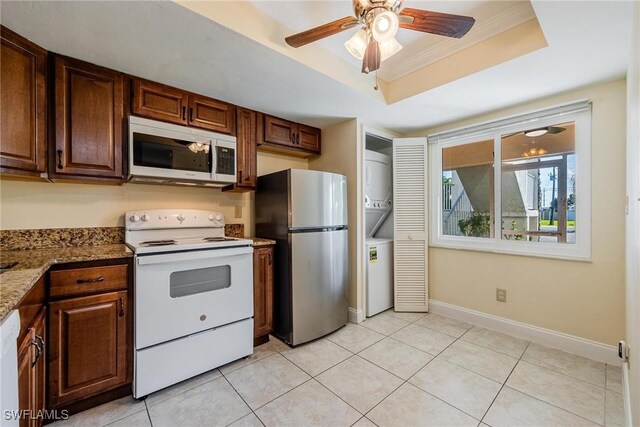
(249, 238, 276, 247)
(0, 244, 133, 323)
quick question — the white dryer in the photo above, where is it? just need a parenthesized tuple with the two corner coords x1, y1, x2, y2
(365, 150, 392, 237)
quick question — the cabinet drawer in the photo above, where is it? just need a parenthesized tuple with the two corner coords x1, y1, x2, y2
(49, 265, 127, 298)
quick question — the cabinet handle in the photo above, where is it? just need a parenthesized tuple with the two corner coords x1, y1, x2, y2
(30, 338, 42, 367)
(182, 106, 187, 120)
(76, 276, 105, 284)
(189, 107, 194, 122)
(36, 334, 45, 350)
(268, 252, 272, 265)
(238, 170, 242, 183)
(56, 150, 63, 169)
(119, 297, 125, 317)
(296, 134, 300, 144)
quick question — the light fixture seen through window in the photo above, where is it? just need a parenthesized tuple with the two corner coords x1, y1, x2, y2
(524, 128, 549, 137)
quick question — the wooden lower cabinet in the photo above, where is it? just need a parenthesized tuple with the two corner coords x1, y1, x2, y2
(253, 246, 274, 345)
(48, 291, 129, 408)
(17, 308, 46, 427)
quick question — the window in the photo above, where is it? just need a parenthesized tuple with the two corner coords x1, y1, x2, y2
(430, 102, 591, 259)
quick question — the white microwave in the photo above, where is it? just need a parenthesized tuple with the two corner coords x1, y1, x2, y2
(128, 116, 236, 187)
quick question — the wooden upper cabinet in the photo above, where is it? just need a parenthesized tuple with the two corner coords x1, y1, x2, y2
(132, 79, 188, 125)
(0, 26, 47, 176)
(235, 107, 257, 189)
(259, 114, 321, 157)
(297, 124, 321, 154)
(48, 291, 129, 408)
(263, 115, 297, 147)
(131, 78, 235, 135)
(53, 56, 124, 181)
(188, 94, 235, 135)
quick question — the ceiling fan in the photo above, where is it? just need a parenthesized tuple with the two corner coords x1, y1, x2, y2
(285, 0, 476, 74)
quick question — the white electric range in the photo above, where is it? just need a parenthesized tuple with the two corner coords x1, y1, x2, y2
(125, 209, 254, 398)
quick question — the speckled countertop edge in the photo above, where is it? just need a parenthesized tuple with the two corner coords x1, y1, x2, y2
(249, 238, 276, 247)
(0, 244, 133, 323)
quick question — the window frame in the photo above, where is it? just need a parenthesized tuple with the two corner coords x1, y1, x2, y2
(429, 107, 592, 261)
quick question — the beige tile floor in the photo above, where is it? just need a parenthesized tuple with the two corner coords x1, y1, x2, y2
(53, 310, 624, 427)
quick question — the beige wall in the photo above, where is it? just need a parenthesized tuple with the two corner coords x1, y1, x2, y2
(0, 152, 307, 238)
(417, 79, 627, 346)
(309, 119, 360, 310)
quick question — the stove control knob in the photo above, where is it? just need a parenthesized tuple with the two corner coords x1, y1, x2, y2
(208, 213, 215, 222)
(177, 214, 185, 222)
(215, 213, 223, 222)
(129, 214, 140, 223)
(141, 214, 149, 222)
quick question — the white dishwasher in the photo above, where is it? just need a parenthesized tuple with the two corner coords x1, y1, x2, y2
(1, 310, 20, 427)
(365, 238, 394, 317)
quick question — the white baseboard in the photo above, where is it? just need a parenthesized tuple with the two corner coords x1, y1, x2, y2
(348, 307, 365, 324)
(429, 300, 621, 366)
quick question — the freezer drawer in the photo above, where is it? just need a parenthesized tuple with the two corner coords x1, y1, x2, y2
(290, 229, 348, 345)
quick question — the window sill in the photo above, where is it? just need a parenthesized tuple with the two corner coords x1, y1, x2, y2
(429, 240, 592, 263)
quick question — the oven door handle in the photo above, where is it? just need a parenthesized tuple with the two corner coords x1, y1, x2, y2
(136, 246, 253, 266)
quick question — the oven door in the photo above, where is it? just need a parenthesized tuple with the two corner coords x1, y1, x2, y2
(134, 246, 253, 349)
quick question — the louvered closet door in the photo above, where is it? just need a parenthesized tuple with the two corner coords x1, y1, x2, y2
(393, 138, 428, 312)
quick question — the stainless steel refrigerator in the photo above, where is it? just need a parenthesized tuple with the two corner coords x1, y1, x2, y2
(256, 169, 348, 346)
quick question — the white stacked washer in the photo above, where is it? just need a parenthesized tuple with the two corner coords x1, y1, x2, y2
(364, 150, 394, 317)
(125, 209, 254, 398)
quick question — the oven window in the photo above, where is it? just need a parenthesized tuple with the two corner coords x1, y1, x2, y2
(169, 266, 230, 298)
(133, 133, 211, 173)
(216, 146, 235, 175)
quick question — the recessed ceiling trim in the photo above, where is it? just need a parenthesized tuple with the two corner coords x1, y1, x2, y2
(384, 18, 548, 104)
(378, 1, 536, 81)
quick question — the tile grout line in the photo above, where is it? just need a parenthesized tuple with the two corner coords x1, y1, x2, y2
(219, 369, 268, 427)
(479, 340, 531, 425)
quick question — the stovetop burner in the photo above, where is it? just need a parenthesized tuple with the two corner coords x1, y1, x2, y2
(140, 239, 177, 246)
(202, 237, 237, 242)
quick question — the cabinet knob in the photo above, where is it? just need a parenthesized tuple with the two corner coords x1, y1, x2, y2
(119, 297, 125, 317)
(56, 150, 63, 169)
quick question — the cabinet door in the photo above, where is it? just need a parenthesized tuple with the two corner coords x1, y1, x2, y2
(17, 328, 35, 427)
(253, 247, 274, 339)
(263, 115, 297, 147)
(131, 79, 188, 125)
(235, 107, 257, 189)
(32, 309, 46, 427)
(188, 94, 235, 135)
(48, 291, 128, 407)
(53, 56, 124, 180)
(297, 124, 321, 154)
(0, 26, 47, 175)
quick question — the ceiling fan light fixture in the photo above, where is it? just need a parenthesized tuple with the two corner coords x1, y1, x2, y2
(380, 37, 402, 61)
(524, 128, 548, 138)
(345, 28, 368, 60)
(372, 10, 399, 43)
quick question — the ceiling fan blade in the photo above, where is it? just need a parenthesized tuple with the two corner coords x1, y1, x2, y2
(547, 126, 566, 134)
(361, 39, 381, 74)
(285, 17, 359, 48)
(399, 8, 476, 38)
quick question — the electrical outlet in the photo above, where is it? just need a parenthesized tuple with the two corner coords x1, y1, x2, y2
(496, 288, 507, 303)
